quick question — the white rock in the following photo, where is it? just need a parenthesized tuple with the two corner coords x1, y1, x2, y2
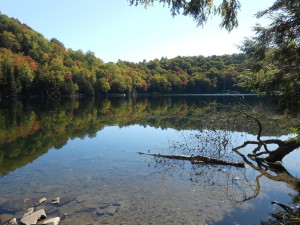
(20, 209, 47, 225)
(51, 197, 60, 204)
(37, 217, 60, 225)
(8, 217, 17, 225)
(37, 197, 47, 205)
(23, 207, 34, 217)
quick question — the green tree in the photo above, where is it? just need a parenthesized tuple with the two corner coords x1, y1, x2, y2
(97, 77, 111, 93)
(149, 74, 170, 93)
(74, 68, 95, 96)
(0, 31, 20, 52)
(129, 0, 240, 31)
(0, 58, 21, 96)
(15, 63, 34, 94)
(240, 0, 300, 114)
(0, 12, 250, 97)
(110, 74, 127, 93)
(128, 0, 300, 163)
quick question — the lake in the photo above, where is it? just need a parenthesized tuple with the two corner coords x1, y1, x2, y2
(0, 95, 299, 225)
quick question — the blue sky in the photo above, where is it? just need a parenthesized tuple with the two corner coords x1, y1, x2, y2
(0, 0, 273, 62)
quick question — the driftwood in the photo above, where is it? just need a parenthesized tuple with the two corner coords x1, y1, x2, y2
(229, 111, 300, 162)
(138, 152, 245, 168)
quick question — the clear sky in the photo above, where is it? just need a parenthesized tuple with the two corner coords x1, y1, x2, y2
(0, 0, 273, 62)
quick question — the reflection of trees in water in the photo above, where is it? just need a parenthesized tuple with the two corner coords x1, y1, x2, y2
(0, 96, 299, 178)
(146, 129, 261, 205)
(147, 157, 262, 204)
(143, 107, 300, 210)
(0, 96, 299, 222)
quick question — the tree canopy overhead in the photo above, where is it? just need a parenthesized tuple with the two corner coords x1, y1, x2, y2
(128, 0, 241, 31)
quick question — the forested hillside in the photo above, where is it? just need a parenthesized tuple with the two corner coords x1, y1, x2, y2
(0, 13, 248, 99)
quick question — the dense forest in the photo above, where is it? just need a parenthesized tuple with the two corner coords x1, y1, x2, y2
(0, 13, 248, 99)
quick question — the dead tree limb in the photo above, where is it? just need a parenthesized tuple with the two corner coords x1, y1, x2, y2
(138, 152, 245, 167)
(233, 148, 300, 189)
(232, 111, 300, 162)
(264, 140, 300, 162)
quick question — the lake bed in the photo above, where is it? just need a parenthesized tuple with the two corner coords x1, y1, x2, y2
(0, 96, 299, 224)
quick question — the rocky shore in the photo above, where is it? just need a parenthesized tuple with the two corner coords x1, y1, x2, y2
(0, 194, 124, 225)
(0, 197, 61, 225)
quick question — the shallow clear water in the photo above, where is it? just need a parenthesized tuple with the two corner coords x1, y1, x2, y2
(0, 96, 299, 224)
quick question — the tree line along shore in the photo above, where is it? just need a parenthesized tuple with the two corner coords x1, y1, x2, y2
(0, 13, 249, 100)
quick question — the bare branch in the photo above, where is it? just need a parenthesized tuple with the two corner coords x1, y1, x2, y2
(138, 152, 245, 167)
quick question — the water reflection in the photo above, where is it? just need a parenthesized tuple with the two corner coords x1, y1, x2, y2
(0, 96, 299, 224)
(140, 104, 300, 224)
(1, 96, 298, 176)
(145, 128, 300, 205)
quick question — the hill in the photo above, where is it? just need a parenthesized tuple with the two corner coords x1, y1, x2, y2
(0, 13, 248, 99)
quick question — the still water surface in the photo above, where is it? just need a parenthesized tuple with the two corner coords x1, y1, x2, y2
(0, 96, 299, 224)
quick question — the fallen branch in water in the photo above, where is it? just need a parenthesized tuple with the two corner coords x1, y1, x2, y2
(138, 152, 245, 168)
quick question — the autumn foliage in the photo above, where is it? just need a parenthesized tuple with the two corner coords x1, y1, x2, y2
(0, 13, 248, 99)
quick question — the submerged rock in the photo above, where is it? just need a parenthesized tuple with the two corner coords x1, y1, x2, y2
(20, 209, 46, 225)
(0, 199, 34, 212)
(2, 198, 62, 224)
(23, 207, 34, 217)
(75, 195, 88, 203)
(0, 214, 13, 224)
(51, 198, 60, 205)
(37, 197, 47, 205)
(8, 217, 17, 225)
(58, 196, 76, 206)
(106, 206, 117, 216)
(93, 205, 118, 218)
(37, 217, 60, 225)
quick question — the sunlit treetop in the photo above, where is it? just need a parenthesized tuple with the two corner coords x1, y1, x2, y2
(128, 0, 241, 31)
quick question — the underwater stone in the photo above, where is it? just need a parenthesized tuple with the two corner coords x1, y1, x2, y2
(8, 217, 17, 225)
(20, 209, 46, 225)
(37, 197, 47, 205)
(51, 197, 60, 205)
(37, 217, 60, 225)
(23, 207, 34, 217)
(0, 214, 13, 224)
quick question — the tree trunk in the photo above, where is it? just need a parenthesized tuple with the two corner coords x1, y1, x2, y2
(138, 152, 245, 167)
(265, 140, 300, 162)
